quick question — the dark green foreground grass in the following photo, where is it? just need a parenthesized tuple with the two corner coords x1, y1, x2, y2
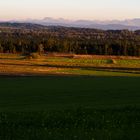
(0, 76, 140, 111)
(0, 108, 140, 140)
(0, 76, 140, 139)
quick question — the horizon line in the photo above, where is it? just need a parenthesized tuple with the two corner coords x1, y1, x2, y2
(0, 17, 140, 22)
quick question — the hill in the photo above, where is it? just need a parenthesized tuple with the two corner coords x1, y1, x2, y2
(0, 22, 45, 29)
(23, 17, 140, 30)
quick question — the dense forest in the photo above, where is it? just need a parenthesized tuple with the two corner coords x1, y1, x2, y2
(0, 23, 140, 56)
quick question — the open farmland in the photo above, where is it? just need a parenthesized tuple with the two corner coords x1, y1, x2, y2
(0, 76, 140, 111)
(0, 53, 140, 77)
(0, 54, 140, 139)
(0, 76, 140, 139)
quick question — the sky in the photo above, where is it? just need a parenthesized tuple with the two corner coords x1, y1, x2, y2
(0, 0, 140, 21)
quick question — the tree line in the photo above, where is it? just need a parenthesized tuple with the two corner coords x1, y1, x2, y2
(0, 24, 140, 56)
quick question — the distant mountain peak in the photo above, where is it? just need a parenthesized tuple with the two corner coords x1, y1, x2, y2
(5, 17, 140, 30)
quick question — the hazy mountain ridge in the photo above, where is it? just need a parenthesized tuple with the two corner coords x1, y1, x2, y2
(1, 17, 140, 30)
(23, 17, 140, 30)
(0, 22, 45, 29)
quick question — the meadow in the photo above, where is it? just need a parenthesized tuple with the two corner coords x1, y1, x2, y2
(0, 53, 140, 77)
(1, 76, 140, 111)
(0, 54, 140, 139)
(0, 76, 140, 139)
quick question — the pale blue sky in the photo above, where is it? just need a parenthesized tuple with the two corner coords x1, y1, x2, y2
(0, 0, 140, 21)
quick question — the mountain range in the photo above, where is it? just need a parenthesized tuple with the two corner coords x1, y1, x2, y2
(6, 17, 140, 30)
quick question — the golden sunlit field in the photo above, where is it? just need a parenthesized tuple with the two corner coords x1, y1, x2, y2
(0, 53, 140, 77)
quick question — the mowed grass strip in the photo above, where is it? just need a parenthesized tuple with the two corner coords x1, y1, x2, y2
(45, 57, 140, 67)
(1, 57, 140, 76)
(0, 76, 140, 111)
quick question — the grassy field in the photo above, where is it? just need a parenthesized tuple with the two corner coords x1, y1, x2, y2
(0, 76, 140, 111)
(0, 54, 140, 139)
(0, 53, 140, 77)
(0, 108, 140, 140)
(0, 76, 140, 139)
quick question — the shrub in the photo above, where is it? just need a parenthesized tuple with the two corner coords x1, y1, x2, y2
(106, 59, 117, 64)
(25, 53, 41, 59)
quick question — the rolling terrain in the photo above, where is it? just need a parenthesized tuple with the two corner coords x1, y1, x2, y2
(0, 23, 140, 140)
(9, 17, 140, 30)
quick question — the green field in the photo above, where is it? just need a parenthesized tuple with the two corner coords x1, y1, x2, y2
(0, 76, 140, 111)
(0, 76, 140, 139)
(0, 54, 140, 139)
(0, 54, 140, 77)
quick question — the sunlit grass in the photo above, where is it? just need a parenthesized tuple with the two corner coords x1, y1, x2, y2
(45, 57, 140, 67)
(0, 54, 140, 76)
